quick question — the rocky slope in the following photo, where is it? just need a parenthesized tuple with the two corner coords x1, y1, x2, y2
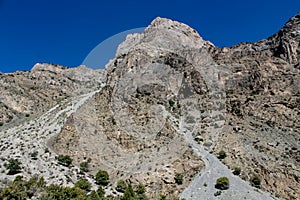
(0, 63, 104, 127)
(209, 13, 300, 199)
(0, 13, 299, 200)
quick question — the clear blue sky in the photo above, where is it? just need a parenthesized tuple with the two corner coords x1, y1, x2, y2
(0, 0, 299, 73)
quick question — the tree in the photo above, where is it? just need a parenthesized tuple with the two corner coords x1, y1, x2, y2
(75, 179, 91, 192)
(95, 170, 109, 186)
(215, 177, 229, 190)
(6, 159, 22, 175)
(56, 155, 72, 167)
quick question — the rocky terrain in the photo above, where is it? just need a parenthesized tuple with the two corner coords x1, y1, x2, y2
(0, 13, 300, 200)
(0, 63, 104, 126)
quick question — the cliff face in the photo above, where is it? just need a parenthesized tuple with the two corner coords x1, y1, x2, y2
(0, 13, 299, 200)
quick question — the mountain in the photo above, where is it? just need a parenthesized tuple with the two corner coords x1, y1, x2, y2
(0, 13, 299, 200)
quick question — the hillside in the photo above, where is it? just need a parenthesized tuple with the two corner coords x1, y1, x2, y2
(0, 13, 299, 200)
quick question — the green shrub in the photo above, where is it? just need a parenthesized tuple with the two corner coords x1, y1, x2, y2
(233, 167, 241, 175)
(56, 155, 72, 167)
(174, 173, 183, 185)
(80, 161, 89, 172)
(123, 184, 135, 200)
(6, 158, 22, 175)
(215, 177, 229, 190)
(169, 99, 175, 107)
(217, 150, 227, 159)
(88, 190, 101, 200)
(116, 180, 127, 193)
(30, 151, 38, 160)
(75, 179, 91, 192)
(157, 194, 167, 200)
(97, 187, 105, 198)
(95, 170, 109, 186)
(41, 184, 86, 200)
(214, 190, 222, 196)
(135, 184, 146, 195)
(250, 175, 261, 188)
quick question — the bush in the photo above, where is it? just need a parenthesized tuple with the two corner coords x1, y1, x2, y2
(30, 151, 38, 160)
(116, 180, 127, 193)
(80, 161, 89, 172)
(174, 173, 183, 185)
(0, 121, 3, 126)
(6, 159, 22, 175)
(233, 167, 241, 175)
(250, 175, 261, 188)
(95, 170, 109, 186)
(135, 184, 146, 195)
(56, 155, 72, 167)
(97, 187, 105, 198)
(123, 184, 135, 200)
(75, 179, 91, 192)
(215, 177, 229, 190)
(88, 190, 101, 200)
(217, 150, 227, 159)
(214, 190, 222, 196)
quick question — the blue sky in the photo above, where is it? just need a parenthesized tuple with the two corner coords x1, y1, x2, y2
(0, 0, 299, 73)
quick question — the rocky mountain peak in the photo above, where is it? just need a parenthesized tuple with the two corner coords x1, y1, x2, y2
(267, 12, 300, 66)
(115, 17, 214, 59)
(282, 12, 300, 31)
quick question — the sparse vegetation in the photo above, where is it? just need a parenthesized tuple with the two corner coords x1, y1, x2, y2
(217, 150, 227, 159)
(95, 170, 109, 186)
(116, 180, 127, 193)
(56, 154, 72, 167)
(215, 177, 229, 190)
(111, 117, 116, 125)
(6, 158, 22, 175)
(233, 167, 241, 175)
(75, 179, 91, 191)
(80, 161, 89, 172)
(169, 99, 175, 107)
(0, 174, 151, 200)
(250, 175, 261, 188)
(174, 173, 183, 185)
(30, 151, 38, 160)
(214, 190, 222, 196)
